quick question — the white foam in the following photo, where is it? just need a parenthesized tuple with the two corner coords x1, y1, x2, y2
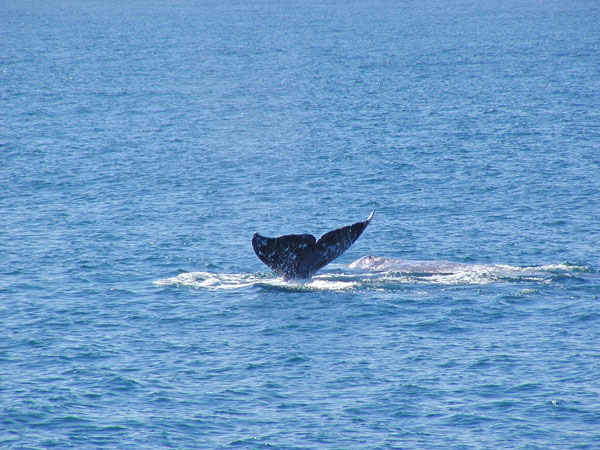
(154, 259, 590, 291)
(306, 276, 358, 291)
(154, 271, 358, 292)
(154, 271, 261, 290)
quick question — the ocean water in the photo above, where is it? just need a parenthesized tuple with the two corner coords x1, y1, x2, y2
(1, 0, 600, 448)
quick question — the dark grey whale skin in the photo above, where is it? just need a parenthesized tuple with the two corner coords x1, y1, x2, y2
(252, 211, 374, 280)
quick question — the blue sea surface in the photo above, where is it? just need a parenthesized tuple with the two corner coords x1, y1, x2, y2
(2, 0, 600, 448)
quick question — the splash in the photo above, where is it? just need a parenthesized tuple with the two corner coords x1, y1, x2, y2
(153, 271, 358, 292)
(153, 257, 593, 291)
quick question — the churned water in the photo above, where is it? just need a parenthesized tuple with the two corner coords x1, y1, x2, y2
(2, 0, 600, 448)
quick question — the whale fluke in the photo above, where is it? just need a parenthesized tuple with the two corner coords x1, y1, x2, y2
(252, 211, 375, 280)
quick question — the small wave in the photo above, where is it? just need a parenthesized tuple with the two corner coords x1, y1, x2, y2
(154, 258, 594, 292)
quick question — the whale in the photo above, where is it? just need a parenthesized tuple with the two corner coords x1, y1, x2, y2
(252, 211, 374, 280)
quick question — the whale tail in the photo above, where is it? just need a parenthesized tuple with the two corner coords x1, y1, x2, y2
(252, 211, 375, 280)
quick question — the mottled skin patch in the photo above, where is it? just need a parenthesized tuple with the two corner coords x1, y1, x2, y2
(252, 211, 374, 280)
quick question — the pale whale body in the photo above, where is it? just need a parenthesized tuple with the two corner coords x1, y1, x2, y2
(348, 255, 564, 279)
(252, 211, 374, 280)
(348, 255, 481, 273)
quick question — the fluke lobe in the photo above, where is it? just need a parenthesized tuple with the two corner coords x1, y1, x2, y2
(252, 211, 375, 280)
